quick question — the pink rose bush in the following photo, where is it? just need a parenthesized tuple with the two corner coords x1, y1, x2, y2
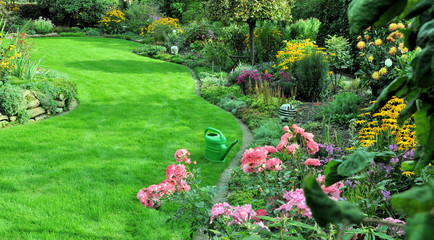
(137, 149, 195, 209)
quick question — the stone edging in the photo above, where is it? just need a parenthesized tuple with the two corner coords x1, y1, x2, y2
(0, 89, 78, 128)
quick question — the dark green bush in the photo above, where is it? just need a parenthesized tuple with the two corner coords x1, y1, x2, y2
(182, 19, 211, 47)
(317, 92, 362, 125)
(133, 44, 167, 57)
(154, 53, 172, 61)
(170, 56, 184, 64)
(217, 96, 247, 115)
(221, 23, 248, 55)
(37, 0, 110, 27)
(200, 41, 231, 71)
(294, 49, 329, 101)
(125, 2, 159, 34)
(200, 85, 241, 105)
(19, 3, 50, 20)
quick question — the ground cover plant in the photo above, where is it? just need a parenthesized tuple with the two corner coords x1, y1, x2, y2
(0, 37, 242, 239)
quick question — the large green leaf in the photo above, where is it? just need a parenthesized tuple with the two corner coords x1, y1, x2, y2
(391, 180, 434, 216)
(407, 0, 434, 19)
(398, 91, 420, 124)
(367, 75, 409, 113)
(348, 0, 405, 34)
(412, 47, 434, 88)
(405, 212, 434, 240)
(414, 104, 431, 146)
(303, 176, 343, 227)
(337, 201, 365, 223)
(337, 149, 375, 177)
(324, 160, 344, 187)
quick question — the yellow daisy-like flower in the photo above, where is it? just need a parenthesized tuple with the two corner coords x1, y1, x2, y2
(397, 23, 405, 29)
(374, 39, 383, 46)
(389, 47, 397, 55)
(357, 41, 366, 49)
(372, 71, 380, 80)
(402, 171, 415, 177)
(368, 56, 374, 62)
(389, 23, 397, 31)
(379, 67, 387, 75)
(365, 35, 369, 40)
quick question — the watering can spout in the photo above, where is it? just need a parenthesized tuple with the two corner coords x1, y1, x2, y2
(220, 140, 238, 161)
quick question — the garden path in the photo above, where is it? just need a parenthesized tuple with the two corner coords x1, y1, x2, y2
(0, 37, 243, 239)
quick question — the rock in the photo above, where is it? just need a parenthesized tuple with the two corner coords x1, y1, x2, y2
(70, 100, 79, 109)
(58, 94, 65, 101)
(0, 121, 7, 127)
(9, 116, 17, 122)
(20, 89, 31, 97)
(0, 114, 8, 121)
(57, 101, 65, 108)
(56, 108, 64, 113)
(34, 115, 47, 121)
(27, 107, 45, 118)
(27, 99, 40, 109)
(29, 119, 35, 123)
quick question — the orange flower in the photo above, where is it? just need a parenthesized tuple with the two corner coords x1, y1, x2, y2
(397, 23, 405, 29)
(365, 35, 370, 40)
(357, 41, 366, 49)
(389, 47, 397, 55)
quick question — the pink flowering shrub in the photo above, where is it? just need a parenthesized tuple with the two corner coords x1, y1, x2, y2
(137, 149, 196, 209)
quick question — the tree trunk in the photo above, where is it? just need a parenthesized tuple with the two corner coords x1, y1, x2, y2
(248, 20, 256, 66)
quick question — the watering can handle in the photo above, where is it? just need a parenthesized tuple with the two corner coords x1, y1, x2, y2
(204, 127, 224, 141)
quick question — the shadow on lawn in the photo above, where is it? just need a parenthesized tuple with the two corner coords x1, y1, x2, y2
(64, 60, 187, 74)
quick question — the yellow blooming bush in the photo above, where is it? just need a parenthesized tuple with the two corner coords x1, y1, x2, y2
(99, 9, 125, 34)
(355, 23, 419, 97)
(356, 97, 416, 150)
(141, 17, 181, 43)
(244, 23, 284, 62)
(275, 39, 327, 71)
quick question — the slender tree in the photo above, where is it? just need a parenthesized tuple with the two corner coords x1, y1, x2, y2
(207, 0, 293, 65)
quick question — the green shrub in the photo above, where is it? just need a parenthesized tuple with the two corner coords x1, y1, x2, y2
(200, 85, 241, 105)
(19, 3, 50, 20)
(200, 40, 231, 71)
(133, 44, 167, 57)
(254, 21, 285, 63)
(221, 23, 248, 55)
(251, 118, 284, 147)
(37, 0, 110, 27)
(217, 96, 247, 115)
(154, 53, 172, 61)
(59, 32, 86, 37)
(31, 17, 54, 34)
(0, 84, 28, 121)
(170, 56, 184, 64)
(125, 2, 159, 34)
(294, 48, 329, 101)
(182, 19, 211, 47)
(83, 27, 101, 36)
(289, 18, 321, 41)
(317, 92, 362, 125)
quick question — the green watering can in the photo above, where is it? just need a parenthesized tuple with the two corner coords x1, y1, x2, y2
(204, 127, 238, 162)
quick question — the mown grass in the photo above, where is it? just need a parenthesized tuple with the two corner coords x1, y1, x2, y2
(0, 37, 242, 239)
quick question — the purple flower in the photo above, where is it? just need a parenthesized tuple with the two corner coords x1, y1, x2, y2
(389, 144, 398, 152)
(381, 190, 391, 200)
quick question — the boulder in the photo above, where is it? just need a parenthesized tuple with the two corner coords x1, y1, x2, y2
(9, 116, 17, 122)
(27, 107, 45, 118)
(58, 94, 65, 101)
(20, 89, 31, 97)
(27, 99, 40, 109)
(57, 101, 65, 108)
(0, 121, 6, 127)
(0, 114, 8, 121)
(35, 115, 47, 121)
(70, 100, 79, 109)
(56, 108, 64, 113)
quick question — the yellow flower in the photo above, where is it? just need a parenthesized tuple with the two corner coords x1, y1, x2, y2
(328, 70, 333, 75)
(357, 41, 366, 49)
(379, 67, 387, 75)
(368, 56, 374, 62)
(372, 71, 380, 80)
(389, 47, 397, 55)
(397, 23, 405, 29)
(389, 23, 397, 31)
(374, 39, 383, 46)
(402, 171, 415, 177)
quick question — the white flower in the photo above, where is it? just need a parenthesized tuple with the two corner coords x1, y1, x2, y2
(385, 58, 393, 67)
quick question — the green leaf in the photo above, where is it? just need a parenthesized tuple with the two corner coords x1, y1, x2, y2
(373, 151, 396, 164)
(241, 235, 262, 240)
(406, 0, 434, 18)
(375, 0, 408, 27)
(286, 220, 316, 230)
(414, 104, 431, 146)
(337, 149, 375, 177)
(398, 92, 420, 124)
(303, 175, 343, 227)
(405, 212, 434, 240)
(412, 48, 434, 87)
(391, 182, 434, 216)
(371, 231, 397, 240)
(324, 160, 345, 187)
(401, 161, 415, 171)
(337, 201, 365, 223)
(367, 75, 409, 113)
(348, 0, 403, 34)
(255, 215, 278, 223)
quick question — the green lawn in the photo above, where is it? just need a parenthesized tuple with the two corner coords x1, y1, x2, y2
(0, 37, 242, 239)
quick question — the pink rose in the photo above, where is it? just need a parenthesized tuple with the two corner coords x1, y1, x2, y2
(282, 125, 290, 132)
(304, 158, 321, 166)
(292, 124, 305, 134)
(286, 143, 300, 155)
(302, 132, 314, 141)
(263, 145, 277, 154)
(306, 140, 319, 155)
(265, 158, 282, 171)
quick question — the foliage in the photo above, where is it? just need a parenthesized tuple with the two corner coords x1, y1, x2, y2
(59, 32, 86, 37)
(201, 84, 241, 105)
(12, 57, 43, 81)
(141, 17, 181, 43)
(37, 0, 110, 27)
(31, 17, 54, 34)
(251, 118, 284, 147)
(182, 19, 211, 48)
(0, 83, 28, 121)
(18, 3, 50, 20)
(220, 23, 249, 56)
(318, 92, 362, 126)
(355, 22, 418, 97)
(325, 35, 353, 93)
(124, 1, 159, 34)
(132, 44, 167, 58)
(99, 9, 125, 34)
(82, 27, 101, 36)
(200, 40, 231, 71)
(250, 21, 285, 63)
(289, 18, 321, 41)
(293, 46, 329, 102)
(217, 95, 247, 115)
(292, 0, 352, 46)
